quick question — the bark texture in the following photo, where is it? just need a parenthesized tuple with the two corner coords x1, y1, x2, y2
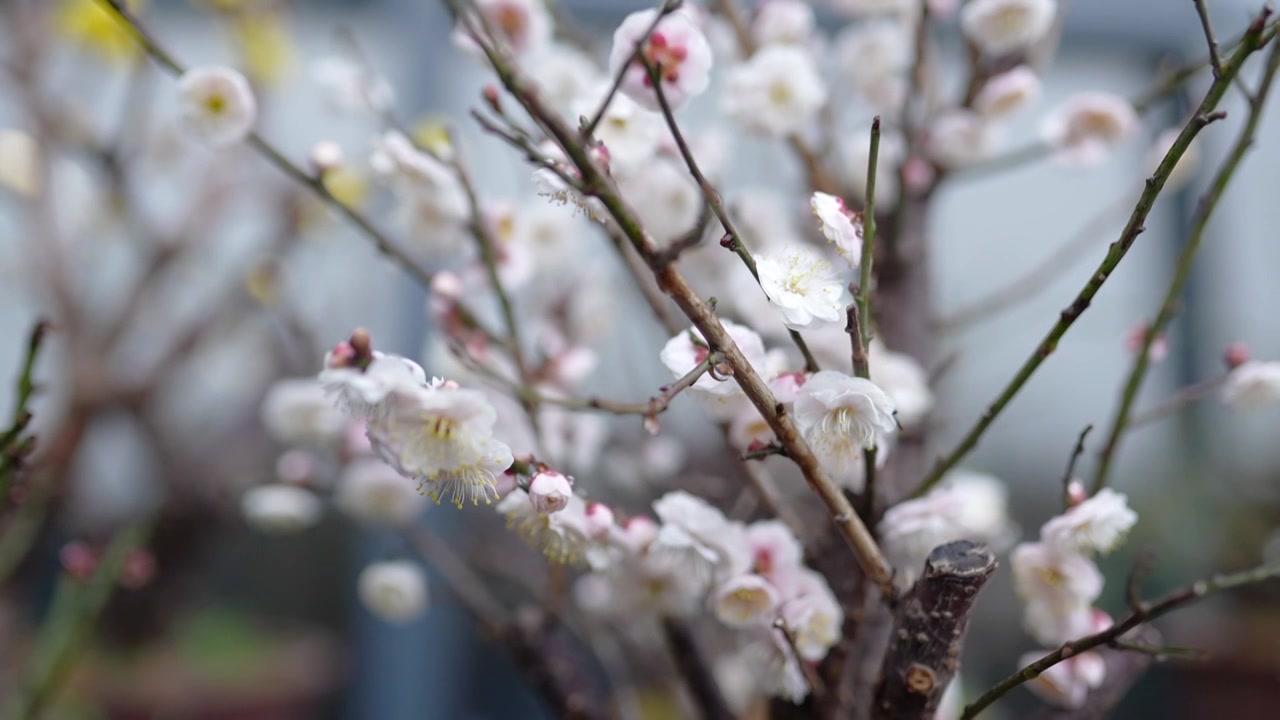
(872, 540, 997, 720)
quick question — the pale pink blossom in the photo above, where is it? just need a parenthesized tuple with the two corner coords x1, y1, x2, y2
(810, 191, 863, 266)
(974, 65, 1042, 118)
(1019, 650, 1107, 709)
(712, 574, 781, 627)
(607, 7, 713, 112)
(722, 45, 826, 136)
(1042, 93, 1138, 166)
(1222, 360, 1280, 410)
(961, 0, 1058, 56)
(527, 469, 573, 514)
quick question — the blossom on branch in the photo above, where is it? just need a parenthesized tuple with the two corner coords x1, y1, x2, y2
(1011, 541, 1102, 646)
(974, 65, 1042, 119)
(756, 244, 851, 330)
(960, 0, 1058, 56)
(1041, 487, 1137, 556)
(793, 371, 897, 487)
(810, 192, 863, 266)
(607, 7, 713, 112)
(722, 45, 827, 137)
(1222, 360, 1280, 410)
(177, 66, 257, 147)
(1042, 92, 1139, 166)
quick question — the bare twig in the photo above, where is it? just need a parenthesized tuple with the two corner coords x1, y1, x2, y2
(1093, 32, 1280, 494)
(910, 11, 1271, 498)
(1059, 424, 1092, 508)
(0, 321, 49, 505)
(1193, 0, 1225, 77)
(1127, 374, 1229, 429)
(960, 559, 1280, 719)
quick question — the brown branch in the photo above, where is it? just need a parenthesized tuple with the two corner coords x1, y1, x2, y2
(446, 0, 896, 599)
(1059, 424, 1092, 508)
(872, 541, 997, 720)
(960, 559, 1280, 719)
(910, 9, 1272, 498)
(1092, 30, 1280, 494)
(660, 618, 734, 720)
(1028, 631, 1159, 720)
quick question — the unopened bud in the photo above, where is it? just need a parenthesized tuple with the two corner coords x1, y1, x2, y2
(327, 341, 357, 368)
(275, 449, 317, 485)
(350, 328, 373, 367)
(584, 502, 615, 540)
(620, 516, 658, 552)
(60, 542, 98, 582)
(1065, 479, 1087, 507)
(122, 549, 156, 589)
(309, 140, 345, 175)
(431, 271, 464, 300)
(527, 470, 573, 514)
(482, 85, 502, 114)
(1224, 342, 1251, 369)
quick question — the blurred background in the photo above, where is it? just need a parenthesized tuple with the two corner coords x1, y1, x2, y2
(1, 0, 1279, 718)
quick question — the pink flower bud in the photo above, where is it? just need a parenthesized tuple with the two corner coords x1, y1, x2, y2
(482, 84, 502, 113)
(1225, 342, 1251, 369)
(60, 542, 98, 582)
(1065, 480, 1087, 507)
(122, 549, 157, 589)
(327, 342, 357, 368)
(527, 470, 573, 514)
(1125, 324, 1167, 363)
(620, 516, 658, 552)
(902, 154, 937, 193)
(584, 502, 615, 540)
(431, 271, 464, 300)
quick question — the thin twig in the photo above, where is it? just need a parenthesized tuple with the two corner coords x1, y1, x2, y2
(1127, 374, 1229, 429)
(1092, 33, 1280, 494)
(1059, 424, 1092, 508)
(660, 618, 735, 720)
(446, 0, 896, 599)
(0, 321, 49, 505)
(909, 11, 1270, 498)
(960, 558, 1280, 719)
(1193, 0, 1225, 77)
(639, 55, 821, 372)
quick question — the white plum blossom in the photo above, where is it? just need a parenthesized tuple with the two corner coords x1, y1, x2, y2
(370, 131, 468, 218)
(358, 560, 429, 623)
(177, 66, 257, 147)
(261, 378, 348, 445)
(753, 633, 811, 703)
(1011, 541, 1102, 645)
(794, 371, 897, 484)
(752, 0, 816, 47)
(659, 321, 768, 399)
(454, 0, 553, 57)
(1041, 488, 1137, 556)
(572, 86, 664, 172)
(311, 56, 395, 114)
(810, 192, 863, 266)
(367, 384, 513, 507)
(528, 469, 573, 514)
(241, 484, 323, 533)
(615, 159, 702, 243)
(1020, 650, 1107, 709)
(879, 470, 1015, 589)
(960, 0, 1058, 56)
(755, 244, 852, 330)
(746, 520, 805, 577)
(499, 490, 606, 565)
(527, 45, 602, 109)
(1222, 360, 1280, 410)
(607, 7, 713, 112)
(712, 574, 781, 627)
(869, 341, 934, 428)
(826, 0, 916, 16)
(319, 352, 428, 419)
(928, 110, 999, 168)
(833, 20, 911, 93)
(974, 65, 1042, 119)
(650, 490, 751, 583)
(336, 458, 427, 526)
(779, 582, 843, 662)
(1042, 93, 1139, 166)
(722, 45, 827, 137)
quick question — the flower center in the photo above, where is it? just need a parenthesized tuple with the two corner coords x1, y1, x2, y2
(769, 82, 793, 107)
(204, 93, 226, 116)
(992, 6, 1032, 35)
(493, 4, 528, 43)
(638, 32, 688, 87)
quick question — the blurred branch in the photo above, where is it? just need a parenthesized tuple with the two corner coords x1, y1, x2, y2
(95, 0, 439, 290)
(0, 321, 50, 508)
(445, 0, 896, 600)
(1193, 0, 1226, 77)
(961, 559, 1280, 719)
(1127, 374, 1228, 429)
(1092, 32, 1280, 494)
(660, 618, 734, 720)
(910, 8, 1272, 498)
(1059, 424, 1092, 508)
(1, 524, 150, 720)
(937, 195, 1131, 332)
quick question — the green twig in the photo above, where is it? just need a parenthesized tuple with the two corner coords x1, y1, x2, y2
(960, 558, 1280, 718)
(2, 524, 149, 720)
(1092, 33, 1280, 494)
(909, 12, 1271, 498)
(0, 321, 49, 506)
